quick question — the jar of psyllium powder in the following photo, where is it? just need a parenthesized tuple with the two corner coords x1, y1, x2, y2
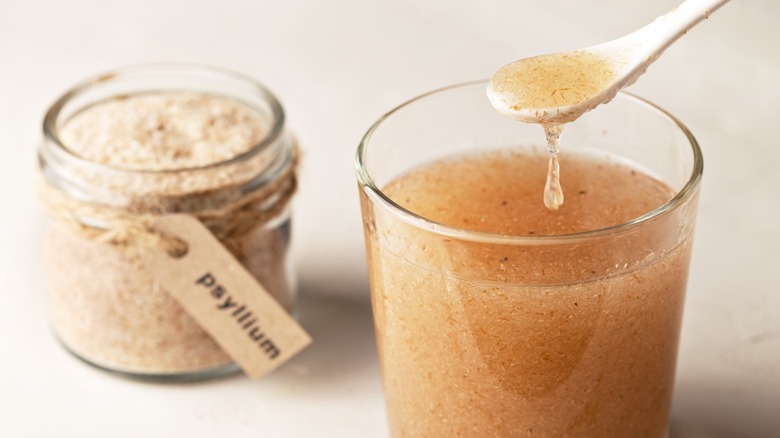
(36, 65, 299, 380)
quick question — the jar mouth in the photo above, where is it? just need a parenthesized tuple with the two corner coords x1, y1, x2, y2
(356, 81, 703, 245)
(42, 63, 286, 176)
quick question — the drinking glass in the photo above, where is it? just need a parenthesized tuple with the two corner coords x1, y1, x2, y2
(356, 81, 702, 437)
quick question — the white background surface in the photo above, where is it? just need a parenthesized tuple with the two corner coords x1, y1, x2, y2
(1, 0, 778, 437)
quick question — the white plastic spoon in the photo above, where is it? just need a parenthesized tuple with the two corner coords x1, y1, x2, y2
(487, 0, 730, 124)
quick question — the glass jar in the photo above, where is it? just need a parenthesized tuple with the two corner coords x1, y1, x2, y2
(37, 64, 298, 381)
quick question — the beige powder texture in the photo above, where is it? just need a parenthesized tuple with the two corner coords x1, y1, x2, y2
(45, 92, 294, 376)
(61, 92, 267, 171)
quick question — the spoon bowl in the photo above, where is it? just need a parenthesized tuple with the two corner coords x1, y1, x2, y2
(488, 0, 730, 124)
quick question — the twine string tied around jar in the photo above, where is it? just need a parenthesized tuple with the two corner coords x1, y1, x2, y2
(33, 147, 299, 257)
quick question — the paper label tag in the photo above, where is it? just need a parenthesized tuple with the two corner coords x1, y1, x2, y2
(150, 214, 311, 379)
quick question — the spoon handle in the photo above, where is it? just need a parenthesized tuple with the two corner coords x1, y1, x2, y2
(622, 0, 731, 61)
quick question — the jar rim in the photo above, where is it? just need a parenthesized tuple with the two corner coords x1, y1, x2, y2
(42, 63, 286, 176)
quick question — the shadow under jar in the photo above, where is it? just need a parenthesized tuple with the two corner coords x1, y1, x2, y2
(38, 65, 298, 381)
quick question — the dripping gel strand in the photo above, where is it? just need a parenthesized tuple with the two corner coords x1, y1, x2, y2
(543, 124, 564, 210)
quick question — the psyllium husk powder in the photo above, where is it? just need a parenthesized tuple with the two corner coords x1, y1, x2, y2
(36, 66, 299, 380)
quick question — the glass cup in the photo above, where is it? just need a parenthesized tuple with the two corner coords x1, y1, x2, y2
(356, 81, 702, 437)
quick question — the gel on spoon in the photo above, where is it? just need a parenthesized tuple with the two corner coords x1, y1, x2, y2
(487, 0, 730, 124)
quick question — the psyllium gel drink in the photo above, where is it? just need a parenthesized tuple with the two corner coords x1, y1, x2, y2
(362, 149, 694, 437)
(357, 82, 701, 438)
